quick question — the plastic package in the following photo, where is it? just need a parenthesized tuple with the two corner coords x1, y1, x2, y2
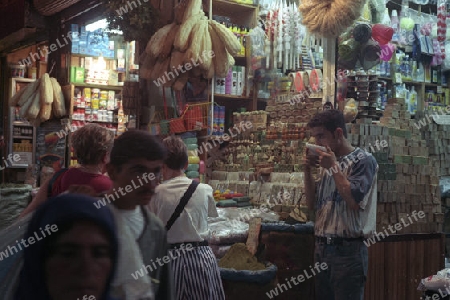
(185, 171, 199, 178)
(226, 172, 240, 181)
(208, 219, 249, 245)
(248, 181, 261, 202)
(199, 160, 205, 174)
(343, 98, 358, 123)
(188, 156, 200, 164)
(186, 143, 198, 150)
(186, 164, 199, 171)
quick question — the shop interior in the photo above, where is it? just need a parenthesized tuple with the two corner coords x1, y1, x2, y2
(0, 0, 450, 299)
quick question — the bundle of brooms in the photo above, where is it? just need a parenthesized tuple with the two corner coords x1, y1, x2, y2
(299, 0, 366, 38)
(140, 0, 241, 90)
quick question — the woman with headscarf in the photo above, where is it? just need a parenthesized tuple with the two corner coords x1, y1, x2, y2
(14, 193, 119, 300)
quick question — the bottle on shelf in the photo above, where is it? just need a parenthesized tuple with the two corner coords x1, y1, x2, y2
(391, 10, 399, 43)
(117, 100, 126, 136)
(409, 86, 417, 115)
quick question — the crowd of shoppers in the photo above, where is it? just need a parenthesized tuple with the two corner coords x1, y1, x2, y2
(0, 109, 374, 300)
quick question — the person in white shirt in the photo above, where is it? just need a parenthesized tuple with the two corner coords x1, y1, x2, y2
(149, 136, 225, 300)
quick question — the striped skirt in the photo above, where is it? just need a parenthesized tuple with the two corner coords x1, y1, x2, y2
(169, 245, 225, 300)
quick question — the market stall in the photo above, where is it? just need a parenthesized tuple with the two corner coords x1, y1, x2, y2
(1, 0, 450, 299)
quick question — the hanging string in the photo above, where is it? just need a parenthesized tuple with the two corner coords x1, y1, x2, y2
(48, 60, 56, 76)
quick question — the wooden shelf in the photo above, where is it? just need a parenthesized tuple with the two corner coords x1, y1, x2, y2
(424, 83, 444, 88)
(71, 53, 115, 60)
(401, 80, 423, 86)
(214, 94, 251, 100)
(213, 0, 257, 10)
(12, 136, 33, 139)
(13, 122, 33, 127)
(211, 0, 258, 28)
(70, 82, 123, 90)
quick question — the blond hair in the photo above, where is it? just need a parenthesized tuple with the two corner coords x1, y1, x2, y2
(71, 124, 115, 165)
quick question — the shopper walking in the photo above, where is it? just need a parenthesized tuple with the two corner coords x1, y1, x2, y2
(20, 124, 114, 217)
(15, 193, 120, 300)
(304, 110, 378, 300)
(104, 130, 174, 300)
(149, 136, 224, 300)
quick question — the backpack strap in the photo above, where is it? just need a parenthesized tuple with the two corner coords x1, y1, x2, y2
(47, 168, 68, 198)
(165, 180, 199, 231)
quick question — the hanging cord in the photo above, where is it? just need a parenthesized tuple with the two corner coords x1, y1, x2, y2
(162, 87, 168, 119)
(48, 60, 56, 76)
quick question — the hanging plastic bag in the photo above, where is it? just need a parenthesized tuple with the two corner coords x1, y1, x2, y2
(343, 98, 358, 123)
(338, 39, 361, 70)
(372, 24, 394, 45)
(353, 23, 372, 43)
(380, 43, 395, 61)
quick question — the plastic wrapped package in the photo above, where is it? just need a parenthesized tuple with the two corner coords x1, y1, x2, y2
(226, 172, 240, 181)
(215, 181, 230, 192)
(283, 184, 299, 206)
(289, 172, 305, 184)
(239, 172, 255, 182)
(210, 244, 233, 259)
(270, 172, 291, 183)
(258, 183, 273, 205)
(208, 180, 220, 190)
(216, 207, 279, 224)
(227, 181, 238, 193)
(185, 171, 199, 179)
(212, 171, 228, 180)
(248, 181, 262, 202)
(418, 270, 450, 292)
(235, 182, 249, 196)
(208, 218, 249, 245)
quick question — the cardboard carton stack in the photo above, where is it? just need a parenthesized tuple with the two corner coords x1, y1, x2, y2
(347, 98, 443, 233)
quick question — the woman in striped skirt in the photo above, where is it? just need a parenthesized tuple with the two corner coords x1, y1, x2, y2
(149, 136, 225, 300)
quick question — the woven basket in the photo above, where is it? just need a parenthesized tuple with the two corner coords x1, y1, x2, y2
(33, 0, 81, 16)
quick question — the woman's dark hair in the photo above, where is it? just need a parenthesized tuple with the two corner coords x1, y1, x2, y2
(307, 109, 348, 138)
(110, 130, 167, 168)
(162, 136, 188, 170)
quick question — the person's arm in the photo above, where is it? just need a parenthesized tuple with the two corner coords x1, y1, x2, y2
(304, 149, 318, 211)
(19, 178, 50, 218)
(330, 167, 360, 211)
(207, 187, 218, 218)
(318, 148, 377, 211)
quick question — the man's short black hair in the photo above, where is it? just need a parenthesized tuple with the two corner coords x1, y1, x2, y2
(110, 130, 166, 167)
(307, 110, 347, 138)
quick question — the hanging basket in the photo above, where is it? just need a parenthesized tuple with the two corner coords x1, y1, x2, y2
(33, 0, 81, 16)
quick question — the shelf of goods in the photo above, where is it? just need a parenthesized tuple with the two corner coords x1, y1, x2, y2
(8, 78, 37, 168)
(62, 84, 123, 133)
(210, 0, 258, 112)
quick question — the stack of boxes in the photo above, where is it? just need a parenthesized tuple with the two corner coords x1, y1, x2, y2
(347, 98, 443, 233)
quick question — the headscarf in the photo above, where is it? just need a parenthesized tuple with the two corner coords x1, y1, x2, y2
(14, 194, 119, 300)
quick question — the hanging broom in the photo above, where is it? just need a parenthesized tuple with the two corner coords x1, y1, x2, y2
(299, 0, 366, 38)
